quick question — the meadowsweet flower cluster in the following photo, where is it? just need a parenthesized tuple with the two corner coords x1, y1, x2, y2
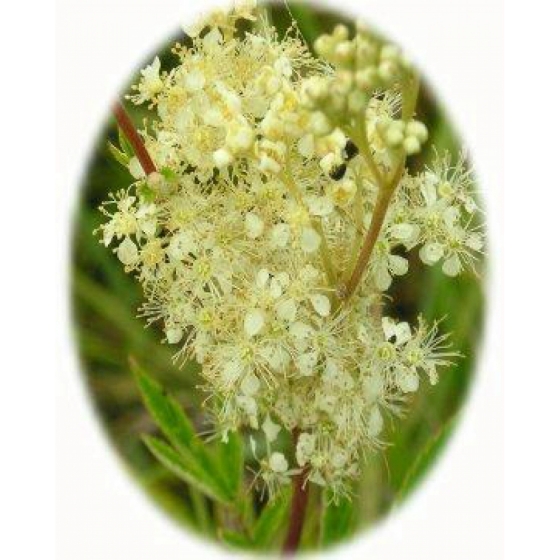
(98, 1, 483, 499)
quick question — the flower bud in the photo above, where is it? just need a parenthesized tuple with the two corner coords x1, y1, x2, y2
(348, 89, 369, 114)
(213, 148, 233, 168)
(356, 67, 378, 91)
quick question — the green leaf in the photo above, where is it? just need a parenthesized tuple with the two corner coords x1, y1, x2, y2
(213, 431, 244, 499)
(252, 491, 291, 549)
(142, 436, 232, 504)
(118, 126, 135, 159)
(320, 492, 356, 548)
(131, 361, 236, 503)
(107, 141, 129, 167)
(132, 360, 198, 455)
(219, 529, 252, 550)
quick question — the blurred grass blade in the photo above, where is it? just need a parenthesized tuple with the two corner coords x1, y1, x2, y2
(252, 491, 291, 549)
(142, 435, 231, 505)
(219, 529, 253, 550)
(287, 2, 321, 45)
(396, 416, 458, 502)
(320, 491, 356, 547)
(214, 431, 244, 499)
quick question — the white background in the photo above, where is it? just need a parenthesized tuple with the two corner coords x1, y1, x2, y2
(4, 0, 551, 558)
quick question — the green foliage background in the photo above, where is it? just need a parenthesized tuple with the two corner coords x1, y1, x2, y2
(71, 1, 485, 552)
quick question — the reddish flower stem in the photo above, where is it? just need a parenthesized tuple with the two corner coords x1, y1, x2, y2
(112, 101, 157, 175)
(282, 430, 310, 555)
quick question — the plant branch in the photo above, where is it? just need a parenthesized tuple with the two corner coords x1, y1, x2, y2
(338, 72, 421, 303)
(282, 431, 310, 555)
(112, 101, 157, 175)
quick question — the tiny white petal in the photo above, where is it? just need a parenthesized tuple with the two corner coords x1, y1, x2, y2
(399, 371, 419, 393)
(442, 253, 462, 276)
(394, 321, 412, 345)
(183, 69, 205, 92)
(244, 309, 265, 337)
(269, 277, 283, 299)
(296, 433, 316, 466)
(295, 351, 318, 376)
(367, 406, 384, 438)
(419, 242, 444, 265)
(165, 327, 183, 344)
(290, 322, 313, 340)
(388, 254, 409, 276)
(245, 212, 265, 239)
(213, 148, 233, 168)
(223, 360, 243, 384)
(256, 268, 270, 288)
(276, 298, 297, 322)
(270, 223, 290, 248)
(421, 182, 437, 206)
(102, 226, 114, 247)
(297, 134, 315, 158)
(392, 223, 414, 240)
(236, 396, 258, 424)
(300, 227, 321, 253)
(306, 196, 334, 217)
(269, 452, 288, 473)
(309, 294, 331, 317)
(464, 197, 478, 213)
(240, 372, 261, 396)
(363, 373, 384, 402)
(382, 316, 396, 340)
(128, 157, 145, 179)
(116, 237, 138, 265)
(276, 272, 290, 287)
(466, 233, 483, 251)
(262, 415, 281, 442)
(443, 206, 460, 227)
(374, 264, 392, 291)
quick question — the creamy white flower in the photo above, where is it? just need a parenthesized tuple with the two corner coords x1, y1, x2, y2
(98, 5, 483, 499)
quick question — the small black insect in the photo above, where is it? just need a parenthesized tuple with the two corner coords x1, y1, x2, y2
(329, 163, 347, 181)
(344, 139, 359, 161)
